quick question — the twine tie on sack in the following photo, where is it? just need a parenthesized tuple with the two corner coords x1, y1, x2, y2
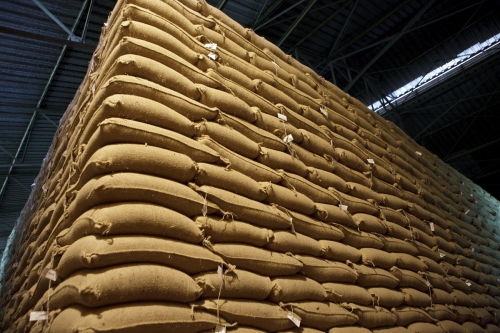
(402, 210, 415, 241)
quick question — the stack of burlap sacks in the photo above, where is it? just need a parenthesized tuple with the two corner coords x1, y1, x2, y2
(1, 0, 500, 332)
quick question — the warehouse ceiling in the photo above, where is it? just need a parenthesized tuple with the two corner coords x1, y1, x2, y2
(1, 0, 499, 253)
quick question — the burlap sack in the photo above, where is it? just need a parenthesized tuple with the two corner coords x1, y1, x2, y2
(296, 255, 358, 283)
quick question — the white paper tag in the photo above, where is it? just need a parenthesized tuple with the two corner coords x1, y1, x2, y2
(339, 204, 348, 211)
(470, 194, 474, 197)
(208, 52, 218, 60)
(283, 134, 294, 144)
(215, 325, 226, 333)
(30, 311, 47, 321)
(460, 191, 462, 196)
(426, 280, 431, 287)
(464, 209, 470, 215)
(271, 60, 280, 67)
(439, 252, 446, 258)
(471, 247, 475, 252)
(367, 159, 375, 164)
(217, 265, 223, 277)
(45, 269, 57, 281)
(497, 277, 500, 283)
(288, 312, 301, 327)
(204, 43, 217, 51)
(319, 107, 327, 117)
(31, 183, 36, 188)
(429, 222, 435, 232)
(277, 113, 287, 122)
(465, 280, 472, 286)
(416, 151, 422, 156)
(12, 262, 18, 268)
(330, 139, 333, 147)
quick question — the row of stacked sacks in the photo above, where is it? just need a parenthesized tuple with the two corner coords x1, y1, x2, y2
(1, 0, 500, 332)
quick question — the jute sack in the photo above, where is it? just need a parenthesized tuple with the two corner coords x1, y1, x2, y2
(434, 236, 455, 253)
(368, 164, 396, 185)
(313, 204, 358, 229)
(411, 227, 436, 248)
(334, 148, 370, 173)
(73, 143, 198, 188)
(280, 171, 340, 205)
(440, 261, 460, 277)
(319, 240, 361, 263)
(401, 288, 432, 307)
(444, 276, 470, 294)
(327, 327, 371, 333)
(456, 265, 480, 282)
(379, 207, 408, 227)
(368, 287, 405, 308)
(473, 308, 495, 326)
(257, 147, 309, 178)
(404, 213, 432, 235)
(194, 268, 272, 300)
(418, 256, 447, 276)
(407, 322, 444, 333)
(486, 324, 500, 333)
(324, 282, 373, 305)
(296, 255, 358, 283)
(251, 108, 304, 143)
(276, 104, 331, 142)
(96, 54, 201, 101)
(438, 320, 470, 333)
(289, 143, 336, 172)
(261, 183, 316, 215)
(195, 216, 273, 247)
(370, 176, 405, 198)
(201, 327, 266, 333)
(352, 213, 387, 234)
(197, 136, 282, 183)
(337, 226, 384, 249)
(343, 303, 397, 329)
(384, 220, 413, 240)
(77, 94, 195, 142)
(64, 172, 219, 222)
(56, 235, 224, 278)
(331, 190, 380, 216)
(195, 121, 260, 159)
(432, 289, 455, 305)
(380, 236, 419, 255)
(350, 263, 400, 288)
(279, 328, 324, 333)
(372, 327, 412, 333)
(196, 84, 257, 124)
(80, 118, 222, 167)
(346, 183, 385, 205)
(191, 184, 291, 229)
(382, 193, 410, 210)
(394, 253, 428, 273)
(266, 231, 323, 257)
(195, 163, 267, 202)
(300, 105, 331, 128)
(412, 240, 441, 262)
(253, 79, 302, 114)
(48, 264, 202, 309)
(47, 303, 231, 333)
(306, 167, 349, 193)
(56, 202, 204, 246)
(461, 322, 487, 333)
(217, 112, 287, 151)
(299, 129, 336, 157)
(195, 299, 296, 331)
(390, 267, 429, 291)
(468, 293, 490, 307)
(285, 210, 344, 241)
(204, 242, 302, 276)
(425, 271, 454, 293)
(205, 71, 283, 117)
(331, 162, 372, 188)
(448, 305, 479, 324)
(359, 248, 397, 269)
(451, 290, 474, 307)
(283, 301, 359, 330)
(268, 276, 327, 302)
(392, 306, 437, 326)
(425, 304, 457, 321)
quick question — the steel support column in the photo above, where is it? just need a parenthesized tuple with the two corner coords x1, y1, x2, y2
(327, 0, 359, 57)
(343, 0, 436, 92)
(277, 0, 317, 46)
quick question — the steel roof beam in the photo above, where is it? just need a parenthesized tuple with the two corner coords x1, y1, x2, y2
(343, 0, 437, 92)
(446, 138, 500, 163)
(253, 0, 285, 29)
(277, 0, 317, 47)
(31, 0, 81, 41)
(327, 0, 360, 57)
(0, 164, 41, 169)
(254, 0, 307, 31)
(0, 26, 95, 50)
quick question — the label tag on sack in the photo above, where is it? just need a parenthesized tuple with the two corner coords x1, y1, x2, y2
(471, 247, 475, 252)
(208, 52, 218, 61)
(426, 280, 431, 288)
(465, 280, 472, 287)
(330, 139, 333, 147)
(277, 113, 287, 122)
(287, 312, 301, 327)
(497, 277, 500, 283)
(320, 107, 327, 117)
(339, 204, 348, 211)
(44, 269, 57, 281)
(217, 265, 223, 277)
(416, 151, 422, 156)
(204, 43, 217, 51)
(429, 222, 435, 232)
(215, 325, 226, 333)
(367, 159, 375, 164)
(12, 262, 18, 268)
(464, 209, 470, 215)
(283, 134, 294, 144)
(439, 252, 446, 258)
(30, 311, 47, 321)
